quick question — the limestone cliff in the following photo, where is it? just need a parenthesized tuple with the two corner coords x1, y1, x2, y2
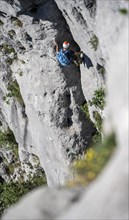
(0, 0, 95, 186)
(0, 0, 128, 219)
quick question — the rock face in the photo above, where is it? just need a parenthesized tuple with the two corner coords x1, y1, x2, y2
(1, 0, 128, 219)
(54, 0, 128, 121)
(2, 187, 83, 219)
(55, 0, 105, 119)
(0, 0, 95, 186)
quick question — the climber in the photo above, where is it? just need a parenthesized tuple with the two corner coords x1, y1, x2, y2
(55, 41, 83, 67)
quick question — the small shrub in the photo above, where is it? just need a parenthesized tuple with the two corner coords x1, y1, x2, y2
(0, 128, 16, 146)
(0, 174, 46, 216)
(3, 81, 24, 105)
(81, 102, 90, 120)
(119, 8, 128, 15)
(0, 128, 18, 157)
(2, 44, 17, 65)
(8, 164, 15, 175)
(92, 131, 102, 145)
(93, 111, 103, 132)
(68, 133, 116, 187)
(88, 34, 99, 51)
(7, 80, 24, 105)
(81, 102, 102, 143)
(89, 88, 105, 110)
(2, 43, 16, 54)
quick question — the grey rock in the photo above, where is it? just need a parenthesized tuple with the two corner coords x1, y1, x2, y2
(3, 150, 14, 163)
(0, 0, 95, 186)
(2, 187, 83, 220)
(2, 0, 128, 219)
(55, 0, 105, 106)
(0, 163, 10, 182)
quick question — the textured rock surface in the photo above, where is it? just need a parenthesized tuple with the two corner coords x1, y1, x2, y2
(55, 0, 128, 121)
(60, 11, 128, 219)
(0, 0, 95, 186)
(55, 0, 105, 120)
(2, 0, 128, 219)
(2, 187, 83, 219)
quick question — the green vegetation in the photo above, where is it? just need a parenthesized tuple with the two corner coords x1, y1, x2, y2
(7, 80, 23, 104)
(92, 130, 102, 145)
(93, 111, 103, 132)
(0, 20, 4, 26)
(0, 127, 47, 215)
(1, 42, 25, 66)
(88, 34, 99, 51)
(2, 43, 16, 55)
(8, 164, 15, 175)
(3, 80, 24, 105)
(89, 88, 105, 110)
(0, 128, 18, 157)
(2, 43, 17, 66)
(81, 100, 102, 149)
(8, 30, 16, 39)
(81, 101, 102, 144)
(81, 102, 90, 120)
(68, 133, 116, 187)
(119, 8, 128, 15)
(0, 174, 46, 216)
(11, 17, 23, 27)
(0, 127, 46, 215)
(0, 128, 17, 146)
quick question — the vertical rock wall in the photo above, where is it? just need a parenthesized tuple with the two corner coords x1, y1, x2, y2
(0, 0, 95, 186)
(1, 0, 128, 219)
(55, 0, 128, 122)
(55, 0, 104, 102)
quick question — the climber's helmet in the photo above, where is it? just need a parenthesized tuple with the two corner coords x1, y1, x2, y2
(63, 41, 70, 49)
